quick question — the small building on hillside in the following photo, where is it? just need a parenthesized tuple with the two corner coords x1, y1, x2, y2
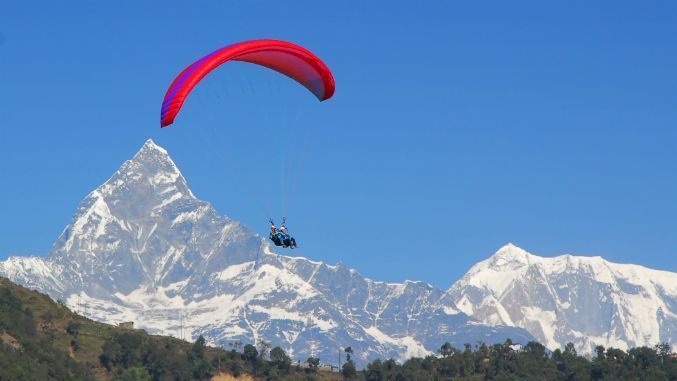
(118, 321, 134, 330)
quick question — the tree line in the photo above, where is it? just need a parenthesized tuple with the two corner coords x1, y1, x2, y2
(355, 340, 676, 381)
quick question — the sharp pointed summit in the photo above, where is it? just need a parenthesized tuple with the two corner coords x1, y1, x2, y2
(45, 140, 250, 296)
(141, 138, 167, 153)
(0, 139, 533, 366)
(114, 138, 191, 197)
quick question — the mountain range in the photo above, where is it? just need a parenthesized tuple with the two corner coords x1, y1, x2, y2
(444, 243, 676, 355)
(1, 139, 674, 365)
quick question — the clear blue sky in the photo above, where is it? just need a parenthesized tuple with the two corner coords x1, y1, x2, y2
(1, 1, 675, 288)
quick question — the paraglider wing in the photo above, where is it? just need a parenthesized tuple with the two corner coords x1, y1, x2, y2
(161, 39, 335, 127)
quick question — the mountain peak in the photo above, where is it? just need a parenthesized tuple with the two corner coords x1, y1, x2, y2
(140, 138, 168, 155)
(48, 139, 203, 272)
(448, 245, 677, 355)
(114, 139, 190, 197)
(130, 139, 174, 168)
(491, 243, 531, 264)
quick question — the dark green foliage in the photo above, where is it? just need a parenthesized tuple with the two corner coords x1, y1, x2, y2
(244, 343, 259, 363)
(230, 359, 243, 377)
(306, 356, 320, 371)
(0, 284, 93, 380)
(99, 331, 146, 370)
(270, 346, 291, 372)
(113, 366, 152, 381)
(0, 288, 36, 339)
(190, 335, 212, 380)
(144, 340, 192, 380)
(66, 320, 80, 335)
(342, 359, 357, 380)
(342, 346, 358, 380)
(100, 332, 220, 380)
(359, 340, 677, 381)
(439, 341, 453, 357)
(191, 335, 207, 359)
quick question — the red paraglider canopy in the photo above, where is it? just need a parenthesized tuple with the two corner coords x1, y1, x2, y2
(161, 39, 335, 127)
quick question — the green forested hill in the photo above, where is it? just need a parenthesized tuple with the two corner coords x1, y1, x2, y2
(0, 277, 675, 381)
(0, 277, 339, 381)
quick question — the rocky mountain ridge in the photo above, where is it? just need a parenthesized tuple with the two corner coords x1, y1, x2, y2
(0, 140, 531, 365)
(1, 139, 674, 364)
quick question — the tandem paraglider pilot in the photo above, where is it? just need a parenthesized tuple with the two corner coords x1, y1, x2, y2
(269, 219, 297, 249)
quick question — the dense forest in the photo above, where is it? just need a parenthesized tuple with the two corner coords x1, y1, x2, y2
(0, 277, 675, 380)
(357, 340, 676, 381)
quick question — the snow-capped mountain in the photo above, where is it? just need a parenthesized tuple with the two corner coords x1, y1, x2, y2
(442, 243, 677, 354)
(0, 139, 532, 366)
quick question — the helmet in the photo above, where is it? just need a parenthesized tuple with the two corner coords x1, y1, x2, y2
(270, 225, 276, 230)
(280, 226, 287, 231)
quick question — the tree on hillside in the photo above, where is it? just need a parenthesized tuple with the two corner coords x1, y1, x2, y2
(244, 344, 258, 363)
(343, 346, 357, 380)
(191, 335, 207, 359)
(270, 346, 291, 373)
(190, 335, 213, 380)
(243, 343, 259, 375)
(306, 357, 320, 372)
(440, 341, 453, 357)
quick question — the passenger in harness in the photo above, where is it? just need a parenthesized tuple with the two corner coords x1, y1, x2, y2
(268, 218, 297, 249)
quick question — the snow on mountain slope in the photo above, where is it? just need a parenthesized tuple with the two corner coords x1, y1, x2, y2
(0, 139, 532, 366)
(0, 256, 64, 296)
(443, 243, 677, 354)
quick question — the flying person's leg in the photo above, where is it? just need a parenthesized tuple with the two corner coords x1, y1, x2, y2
(272, 235, 282, 246)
